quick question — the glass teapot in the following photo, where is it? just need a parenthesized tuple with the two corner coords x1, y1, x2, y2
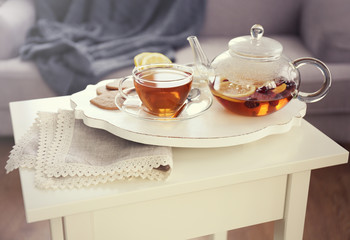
(187, 24, 331, 116)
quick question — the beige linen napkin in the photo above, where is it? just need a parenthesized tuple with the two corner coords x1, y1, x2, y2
(6, 110, 172, 189)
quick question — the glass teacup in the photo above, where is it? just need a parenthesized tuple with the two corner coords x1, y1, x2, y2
(119, 64, 193, 117)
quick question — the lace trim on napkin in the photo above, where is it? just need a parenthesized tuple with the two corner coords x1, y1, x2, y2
(6, 117, 40, 172)
(6, 110, 173, 189)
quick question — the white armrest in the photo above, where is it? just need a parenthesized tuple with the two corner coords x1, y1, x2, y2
(0, 0, 35, 59)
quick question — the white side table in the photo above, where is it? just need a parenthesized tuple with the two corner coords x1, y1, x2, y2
(10, 96, 348, 240)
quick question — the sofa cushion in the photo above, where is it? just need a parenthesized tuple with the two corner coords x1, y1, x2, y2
(301, 0, 350, 63)
(0, 58, 56, 136)
(201, 0, 303, 37)
(0, 0, 35, 59)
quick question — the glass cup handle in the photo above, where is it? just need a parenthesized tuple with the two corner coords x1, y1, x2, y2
(292, 57, 332, 103)
(118, 76, 132, 99)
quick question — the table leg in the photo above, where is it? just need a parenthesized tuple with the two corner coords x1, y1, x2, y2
(50, 217, 65, 240)
(64, 212, 94, 240)
(212, 231, 227, 240)
(274, 170, 311, 240)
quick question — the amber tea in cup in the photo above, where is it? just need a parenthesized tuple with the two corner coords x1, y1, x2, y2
(120, 64, 193, 117)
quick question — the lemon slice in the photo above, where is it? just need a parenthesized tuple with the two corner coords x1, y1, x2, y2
(217, 81, 256, 100)
(134, 52, 172, 67)
(272, 83, 286, 94)
(134, 52, 152, 67)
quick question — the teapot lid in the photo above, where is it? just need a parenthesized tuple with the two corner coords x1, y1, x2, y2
(229, 24, 283, 59)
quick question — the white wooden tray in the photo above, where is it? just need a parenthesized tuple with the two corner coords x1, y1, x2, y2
(70, 80, 307, 148)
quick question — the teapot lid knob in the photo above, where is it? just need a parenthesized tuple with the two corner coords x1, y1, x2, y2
(251, 24, 264, 40)
(228, 24, 283, 59)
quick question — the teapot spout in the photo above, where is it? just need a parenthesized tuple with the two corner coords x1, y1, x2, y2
(187, 36, 211, 77)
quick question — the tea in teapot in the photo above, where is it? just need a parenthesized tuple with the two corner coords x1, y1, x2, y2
(210, 76, 297, 116)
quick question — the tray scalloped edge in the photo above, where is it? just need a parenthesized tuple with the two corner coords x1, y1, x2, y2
(70, 80, 307, 148)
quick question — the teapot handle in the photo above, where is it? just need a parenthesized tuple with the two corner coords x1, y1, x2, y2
(292, 57, 331, 103)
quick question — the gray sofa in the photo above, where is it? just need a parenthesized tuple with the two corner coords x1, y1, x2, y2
(1, 0, 350, 143)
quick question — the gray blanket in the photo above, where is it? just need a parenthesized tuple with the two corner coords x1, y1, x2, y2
(21, 0, 206, 95)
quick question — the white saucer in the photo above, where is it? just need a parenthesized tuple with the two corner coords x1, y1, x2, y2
(115, 86, 213, 121)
